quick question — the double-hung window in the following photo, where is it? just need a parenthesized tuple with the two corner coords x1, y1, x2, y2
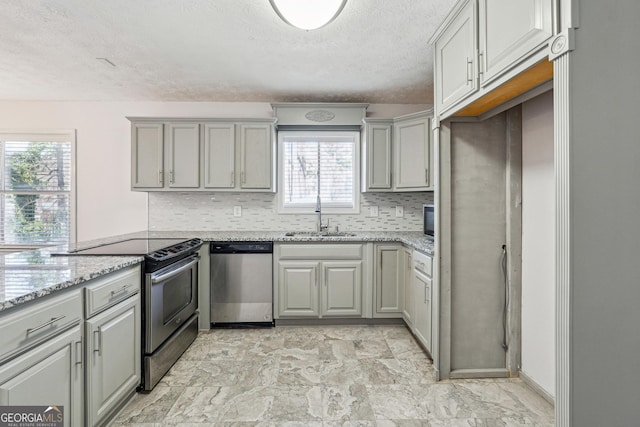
(278, 131, 360, 213)
(0, 131, 75, 251)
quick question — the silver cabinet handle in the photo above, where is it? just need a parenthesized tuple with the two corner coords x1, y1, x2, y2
(479, 52, 484, 76)
(425, 168, 429, 185)
(407, 254, 412, 270)
(241, 171, 246, 184)
(466, 58, 473, 83)
(231, 171, 235, 186)
(169, 170, 175, 183)
(93, 329, 101, 354)
(75, 339, 83, 366)
(159, 170, 164, 184)
(110, 285, 130, 299)
(26, 316, 66, 336)
(425, 284, 429, 304)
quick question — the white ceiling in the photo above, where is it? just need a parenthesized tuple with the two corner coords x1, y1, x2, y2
(0, 0, 457, 104)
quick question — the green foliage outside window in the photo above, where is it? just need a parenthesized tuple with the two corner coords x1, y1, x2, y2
(7, 142, 68, 243)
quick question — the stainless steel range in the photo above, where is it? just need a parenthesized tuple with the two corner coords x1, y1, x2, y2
(61, 238, 203, 391)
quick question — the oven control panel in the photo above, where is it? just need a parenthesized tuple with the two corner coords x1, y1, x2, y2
(147, 238, 203, 262)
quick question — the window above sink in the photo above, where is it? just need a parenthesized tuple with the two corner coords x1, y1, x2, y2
(277, 131, 360, 214)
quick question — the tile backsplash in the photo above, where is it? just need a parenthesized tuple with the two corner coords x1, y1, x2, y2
(148, 192, 433, 231)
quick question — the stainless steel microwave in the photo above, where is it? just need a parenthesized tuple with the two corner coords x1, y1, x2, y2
(423, 204, 434, 236)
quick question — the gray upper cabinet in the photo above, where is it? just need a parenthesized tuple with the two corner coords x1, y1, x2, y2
(433, 0, 478, 115)
(130, 118, 275, 192)
(167, 123, 200, 188)
(239, 124, 273, 190)
(132, 123, 164, 188)
(362, 120, 393, 191)
(478, 0, 554, 87)
(431, 0, 556, 118)
(204, 123, 236, 189)
(362, 112, 433, 192)
(393, 114, 431, 191)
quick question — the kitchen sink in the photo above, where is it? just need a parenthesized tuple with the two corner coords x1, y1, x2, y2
(284, 231, 358, 237)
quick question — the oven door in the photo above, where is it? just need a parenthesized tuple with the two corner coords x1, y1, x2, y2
(145, 254, 199, 353)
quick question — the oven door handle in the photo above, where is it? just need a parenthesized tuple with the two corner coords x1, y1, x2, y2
(150, 256, 199, 284)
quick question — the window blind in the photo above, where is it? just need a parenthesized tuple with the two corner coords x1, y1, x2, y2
(281, 134, 355, 208)
(0, 140, 72, 245)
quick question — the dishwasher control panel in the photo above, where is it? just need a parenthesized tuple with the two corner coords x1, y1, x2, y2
(210, 242, 273, 254)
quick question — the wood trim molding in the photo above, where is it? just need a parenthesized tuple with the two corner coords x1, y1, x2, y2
(455, 60, 553, 117)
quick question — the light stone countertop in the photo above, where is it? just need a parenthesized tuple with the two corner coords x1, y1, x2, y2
(0, 230, 433, 313)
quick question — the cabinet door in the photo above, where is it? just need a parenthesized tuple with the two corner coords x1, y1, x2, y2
(434, 0, 478, 113)
(363, 122, 392, 190)
(0, 326, 83, 427)
(204, 123, 236, 188)
(240, 124, 272, 190)
(402, 248, 414, 325)
(413, 270, 432, 353)
(322, 261, 362, 317)
(132, 123, 164, 188)
(479, 0, 553, 86)
(167, 123, 200, 188)
(394, 117, 430, 190)
(278, 261, 319, 317)
(86, 297, 141, 427)
(375, 245, 403, 314)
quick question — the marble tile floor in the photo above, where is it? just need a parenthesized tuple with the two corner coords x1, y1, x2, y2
(110, 325, 554, 427)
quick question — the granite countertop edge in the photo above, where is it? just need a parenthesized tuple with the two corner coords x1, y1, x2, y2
(0, 230, 433, 313)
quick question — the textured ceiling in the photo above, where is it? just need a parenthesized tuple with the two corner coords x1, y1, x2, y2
(0, 0, 457, 103)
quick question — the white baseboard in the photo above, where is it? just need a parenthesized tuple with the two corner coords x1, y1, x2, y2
(519, 370, 555, 406)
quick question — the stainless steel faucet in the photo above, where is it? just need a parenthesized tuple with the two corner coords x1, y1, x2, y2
(315, 195, 329, 232)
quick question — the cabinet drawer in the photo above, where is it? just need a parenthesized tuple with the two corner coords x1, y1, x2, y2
(413, 250, 432, 277)
(278, 244, 363, 260)
(85, 266, 141, 318)
(0, 289, 82, 365)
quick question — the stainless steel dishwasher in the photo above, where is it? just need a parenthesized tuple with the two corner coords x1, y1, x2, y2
(210, 242, 274, 326)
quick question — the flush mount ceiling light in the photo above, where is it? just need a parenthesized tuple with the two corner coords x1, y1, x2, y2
(269, 0, 348, 30)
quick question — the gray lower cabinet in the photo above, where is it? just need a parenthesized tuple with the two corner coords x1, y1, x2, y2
(322, 261, 362, 316)
(274, 244, 364, 319)
(277, 261, 320, 317)
(402, 247, 414, 326)
(84, 266, 141, 427)
(0, 327, 83, 427)
(413, 269, 432, 352)
(0, 289, 84, 427)
(412, 250, 433, 354)
(374, 244, 403, 317)
(85, 297, 140, 426)
(277, 260, 362, 318)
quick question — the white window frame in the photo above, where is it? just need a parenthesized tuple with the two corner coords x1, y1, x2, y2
(0, 129, 77, 251)
(277, 130, 360, 214)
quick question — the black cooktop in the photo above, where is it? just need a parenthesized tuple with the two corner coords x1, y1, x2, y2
(61, 237, 203, 265)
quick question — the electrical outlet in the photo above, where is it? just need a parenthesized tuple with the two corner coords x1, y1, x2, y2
(369, 205, 379, 217)
(233, 206, 242, 217)
(395, 206, 404, 217)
